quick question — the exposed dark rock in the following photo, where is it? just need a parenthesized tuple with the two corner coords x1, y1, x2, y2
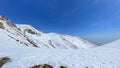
(30, 64, 53, 68)
(0, 22, 5, 29)
(60, 66, 66, 68)
(27, 29, 36, 34)
(27, 38, 38, 47)
(0, 57, 10, 68)
(0, 16, 8, 21)
(49, 40, 55, 48)
(6, 20, 16, 27)
(0, 16, 16, 28)
(16, 40, 19, 42)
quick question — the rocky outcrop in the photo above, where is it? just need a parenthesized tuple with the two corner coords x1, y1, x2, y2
(0, 57, 10, 68)
(30, 64, 66, 68)
(30, 64, 53, 68)
(0, 16, 16, 28)
(0, 22, 5, 29)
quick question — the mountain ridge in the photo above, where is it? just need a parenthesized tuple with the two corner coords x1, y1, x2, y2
(0, 16, 97, 49)
(1, 16, 120, 68)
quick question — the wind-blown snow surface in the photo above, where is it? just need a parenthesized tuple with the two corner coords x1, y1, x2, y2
(0, 39, 120, 68)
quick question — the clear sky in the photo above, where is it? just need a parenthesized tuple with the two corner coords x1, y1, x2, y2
(0, 0, 120, 44)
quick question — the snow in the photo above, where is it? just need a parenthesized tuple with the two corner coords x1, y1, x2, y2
(16, 24, 43, 35)
(0, 41, 120, 68)
(16, 24, 97, 49)
(0, 16, 97, 49)
(102, 39, 120, 49)
(0, 20, 36, 47)
(0, 16, 120, 68)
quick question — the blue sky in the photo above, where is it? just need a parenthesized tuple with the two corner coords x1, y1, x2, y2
(0, 0, 120, 44)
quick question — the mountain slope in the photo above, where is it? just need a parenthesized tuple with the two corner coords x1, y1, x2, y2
(0, 16, 97, 49)
(102, 39, 120, 49)
(17, 24, 97, 49)
(0, 16, 120, 68)
(0, 39, 120, 68)
(0, 16, 38, 47)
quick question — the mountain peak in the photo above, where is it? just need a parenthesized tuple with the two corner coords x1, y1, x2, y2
(0, 16, 16, 29)
(16, 24, 43, 35)
(0, 16, 9, 21)
(0, 16, 98, 49)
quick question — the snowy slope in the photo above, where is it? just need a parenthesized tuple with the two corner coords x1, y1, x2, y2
(102, 39, 120, 49)
(16, 24, 97, 49)
(0, 39, 120, 68)
(0, 16, 38, 47)
(0, 16, 120, 68)
(0, 16, 97, 49)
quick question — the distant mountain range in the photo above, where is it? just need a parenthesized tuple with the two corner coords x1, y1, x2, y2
(0, 16, 97, 49)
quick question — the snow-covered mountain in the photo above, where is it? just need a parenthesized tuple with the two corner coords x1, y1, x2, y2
(0, 16, 97, 49)
(102, 39, 120, 49)
(0, 36, 120, 68)
(0, 16, 120, 68)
